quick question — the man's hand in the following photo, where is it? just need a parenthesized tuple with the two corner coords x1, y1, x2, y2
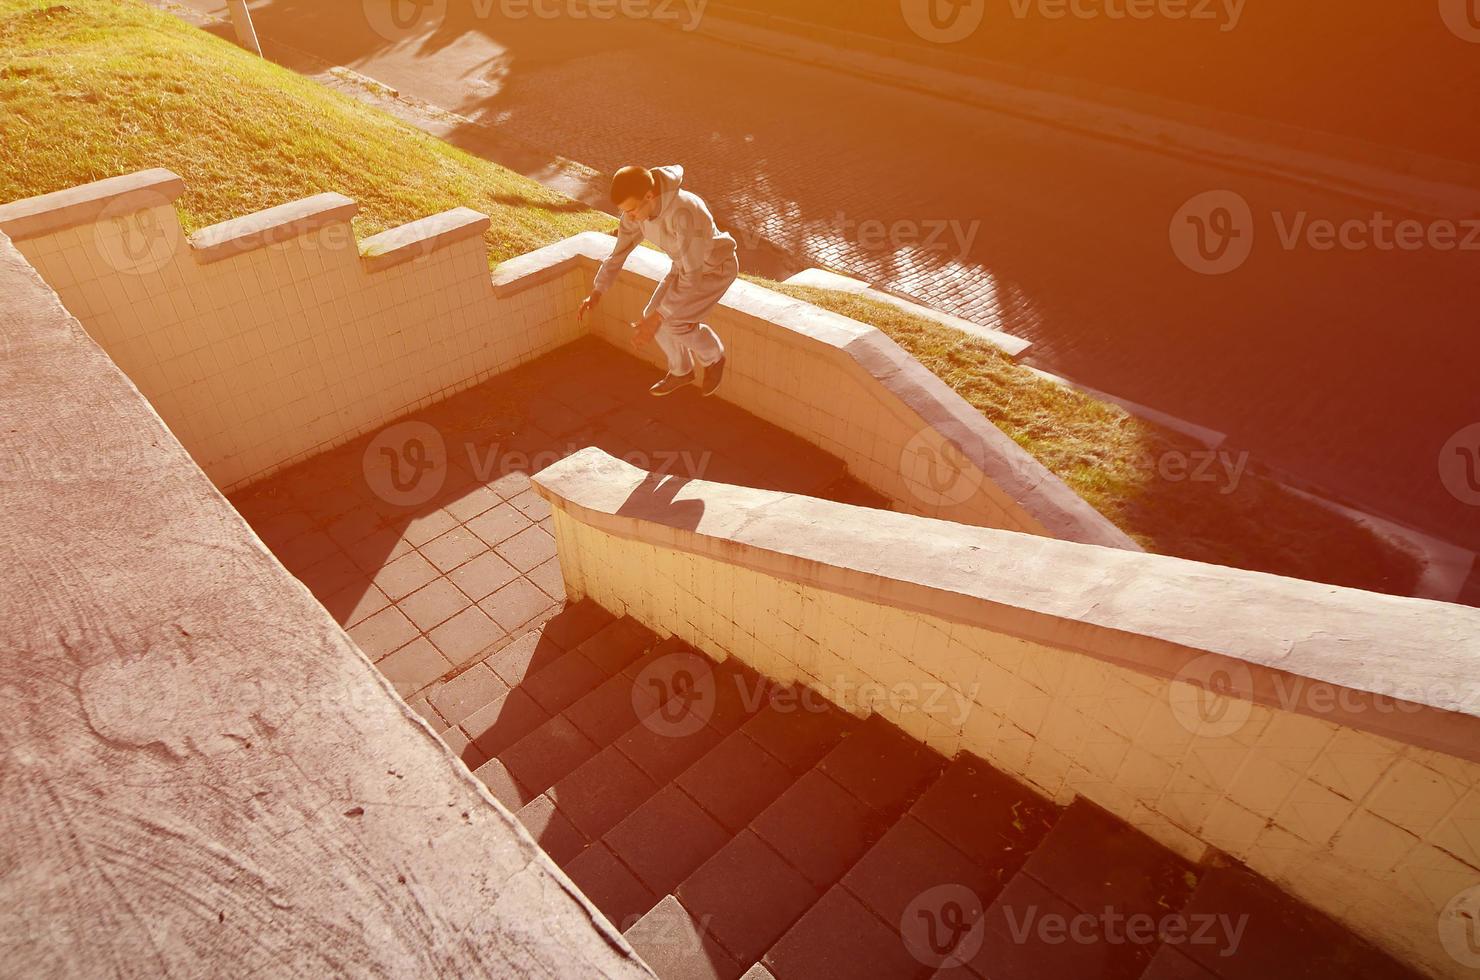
(630, 312, 662, 350)
(577, 292, 603, 322)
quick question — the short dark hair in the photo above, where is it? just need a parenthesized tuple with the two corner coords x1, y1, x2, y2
(611, 166, 654, 206)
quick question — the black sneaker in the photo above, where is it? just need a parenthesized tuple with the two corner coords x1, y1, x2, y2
(699, 356, 726, 397)
(649, 372, 695, 396)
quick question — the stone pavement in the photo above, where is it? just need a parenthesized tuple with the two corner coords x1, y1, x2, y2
(228, 337, 882, 729)
(227, 334, 1422, 975)
(188, 0, 1480, 549)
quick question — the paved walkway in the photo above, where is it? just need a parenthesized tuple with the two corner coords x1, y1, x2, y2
(229, 338, 878, 717)
(227, 338, 1417, 977)
(194, 0, 1479, 550)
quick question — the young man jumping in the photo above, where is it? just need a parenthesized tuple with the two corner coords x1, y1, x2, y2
(577, 165, 737, 397)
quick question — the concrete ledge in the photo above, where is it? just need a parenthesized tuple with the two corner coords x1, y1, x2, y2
(534, 448, 1480, 761)
(0, 233, 648, 977)
(497, 233, 1136, 551)
(189, 192, 359, 264)
(359, 206, 491, 273)
(0, 168, 186, 241)
(491, 231, 601, 297)
(784, 267, 1033, 359)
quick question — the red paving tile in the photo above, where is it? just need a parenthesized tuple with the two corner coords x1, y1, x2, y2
(227, 338, 865, 728)
(495, 525, 556, 573)
(565, 841, 659, 931)
(625, 895, 743, 980)
(605, 784, 730, 896)
(419, 526, 487, 573)
(676, 829, 818, 965)
(479, 577, 557, 632)
(398, 577, 474, 632)
(427, 605, 500, 664)
(446, 550, 520, 601)
(426, 661, 508, 726)
(347, 606, 418, 661)
(466, 502, 531, 548)
(376, 637, 452, 698)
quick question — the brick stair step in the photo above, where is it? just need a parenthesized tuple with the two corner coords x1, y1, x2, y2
(517, 647, 608, 715)
(1174, 861, 1424, 980)
(604, 784, 731, 898)
(750, 768, 887, 891)
(968, 872, 1135, 980)
(549, 745, 660, 843)
(674, 729, 797, 834)
(514, 793, 588, 867)
(496, 714, 601, 806)
(485, 626, 571, 689)
(674, 829, 819, 967)
(840, 814, 1002, 963)
(737, 692, 855, 774)
(462, 688, 549, 759)
(817, 714, 947, 814)
(564, 840, 658, 933)
(763, 884, 931, 980)
(576, 616, 661, 676)
(1138, 946, 1219, 979)
(625, 895, 745, 980)
(907, 754, 1059, 880)
(1019, 798, 1199, 958)
(537, 597, 618, 651)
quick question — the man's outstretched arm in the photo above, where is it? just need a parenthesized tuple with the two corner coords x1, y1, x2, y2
(578, 214, 644, 321)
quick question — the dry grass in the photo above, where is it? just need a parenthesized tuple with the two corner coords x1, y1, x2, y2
(771, 285, 1422, 595)
(0, 0, 608, 260)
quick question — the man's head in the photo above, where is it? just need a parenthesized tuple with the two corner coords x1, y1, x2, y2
(612, 166, 660, 222)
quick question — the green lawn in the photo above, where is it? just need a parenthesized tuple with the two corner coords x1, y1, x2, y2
(0, 0, 609, 259)
(0, 0, 1421, 595)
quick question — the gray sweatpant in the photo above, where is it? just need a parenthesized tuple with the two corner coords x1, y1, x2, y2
(642, 250, 738, 376)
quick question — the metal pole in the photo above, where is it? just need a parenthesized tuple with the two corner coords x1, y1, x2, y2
(225, 0, 263, 57)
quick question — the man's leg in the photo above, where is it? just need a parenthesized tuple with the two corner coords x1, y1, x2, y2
(670, 322, 724, 369)
(653, 323, 695, 377)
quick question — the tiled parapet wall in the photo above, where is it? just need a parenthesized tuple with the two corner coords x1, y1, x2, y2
(495, 233, 1137, 551)
(0, 232, 649, 977)
(0, 170, 587, 491)
(532, 447, 1480, 979)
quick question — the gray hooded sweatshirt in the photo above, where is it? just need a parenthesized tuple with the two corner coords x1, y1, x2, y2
(592, 165, 739, 328)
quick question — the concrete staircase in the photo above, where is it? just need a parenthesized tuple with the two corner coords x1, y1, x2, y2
(436, 599, 1421, 980)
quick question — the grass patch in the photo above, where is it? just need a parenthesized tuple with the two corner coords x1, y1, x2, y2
(0, 0, 1421, 594)
(0, 0, 608, 260)
(772, 285, 1422, 595)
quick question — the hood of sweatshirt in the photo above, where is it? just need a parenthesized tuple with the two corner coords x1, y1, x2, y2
(650, 165, 684, 217)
